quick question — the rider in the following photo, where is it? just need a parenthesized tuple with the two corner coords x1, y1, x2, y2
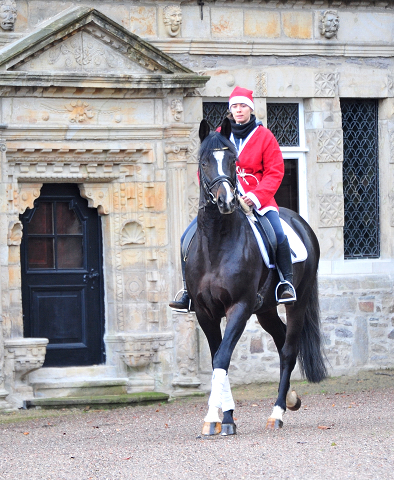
(169, 86, 297, 311)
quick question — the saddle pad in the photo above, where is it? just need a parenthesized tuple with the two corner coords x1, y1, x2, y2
(246, 216, 308, 268)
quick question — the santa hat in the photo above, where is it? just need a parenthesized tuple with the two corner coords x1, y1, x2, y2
(229, 86, 254, 110)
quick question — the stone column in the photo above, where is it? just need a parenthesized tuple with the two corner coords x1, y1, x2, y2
(0, 316, 12, 411)
(304, 96, 344, 261)
(165, 140, 189, 293)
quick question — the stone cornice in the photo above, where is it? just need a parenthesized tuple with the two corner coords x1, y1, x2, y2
(4, 125, 193, 141)
(152, 39, 394, 57)
(0, 73, 208, 92)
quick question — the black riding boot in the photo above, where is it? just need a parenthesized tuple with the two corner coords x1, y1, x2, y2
(275, 236, 297, 304)
(169, 281, 192, 312)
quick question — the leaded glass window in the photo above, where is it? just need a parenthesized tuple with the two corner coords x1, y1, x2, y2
(341, 99, 380, 259)
(203, 102, 228, 131)
(267, 103, 299, 146)
(202, 101, 300, 148)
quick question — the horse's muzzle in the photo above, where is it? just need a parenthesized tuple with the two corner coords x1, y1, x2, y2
(217, 187, 236, 214)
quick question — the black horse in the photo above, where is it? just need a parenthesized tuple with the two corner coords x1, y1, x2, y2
(186, 118, 327, 434)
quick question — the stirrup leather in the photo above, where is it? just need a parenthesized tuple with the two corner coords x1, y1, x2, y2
(275, 280, 297, 304)
(170, 289, 192, 313)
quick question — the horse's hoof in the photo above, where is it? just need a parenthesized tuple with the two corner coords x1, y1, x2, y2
(221, 423, 237, 436)
(265, 418, 283, 430)
(287, 396, 302, 411)
(202, 422, 222, 436)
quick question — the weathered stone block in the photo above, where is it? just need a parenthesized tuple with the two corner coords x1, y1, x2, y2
(211, 8, 243, 38)
(244, 11, 280, 38)
(282, 12, 312, 40)
(130, 6, 157, 37)
(359, 301, 374, 313)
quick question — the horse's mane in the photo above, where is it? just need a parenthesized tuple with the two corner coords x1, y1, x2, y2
(199, 131, 238, 163)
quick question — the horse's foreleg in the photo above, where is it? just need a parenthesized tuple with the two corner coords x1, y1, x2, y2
(221, 373, 236, 435)
(202, 368, 226, 435)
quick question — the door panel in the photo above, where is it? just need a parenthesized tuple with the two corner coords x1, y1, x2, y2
(20, 184, 105, 367)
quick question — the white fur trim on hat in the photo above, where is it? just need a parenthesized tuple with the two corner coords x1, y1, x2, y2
(229, 96, 254, 111)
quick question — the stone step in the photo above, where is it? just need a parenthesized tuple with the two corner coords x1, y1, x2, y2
(32, 378, 129, 398)
(30, 365, 118, 382)
(24, 392, 170, 409)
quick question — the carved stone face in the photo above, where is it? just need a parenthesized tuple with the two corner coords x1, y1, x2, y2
(320, 11, 339, 39)
(171, 99, 183, 121)
(163, 6, 182, 37)
(0, 2, 17, 31)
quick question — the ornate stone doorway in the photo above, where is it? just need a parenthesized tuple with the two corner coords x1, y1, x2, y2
(20, 184, 105, 367)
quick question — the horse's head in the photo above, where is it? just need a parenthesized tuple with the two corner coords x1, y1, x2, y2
(198, 118, 238, 214)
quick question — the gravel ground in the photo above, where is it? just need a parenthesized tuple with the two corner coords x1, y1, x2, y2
(1, 369, 393, 480)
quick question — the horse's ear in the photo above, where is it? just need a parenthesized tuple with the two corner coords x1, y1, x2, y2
(220, 117, 232, 140)
(199, 119, 210, 143)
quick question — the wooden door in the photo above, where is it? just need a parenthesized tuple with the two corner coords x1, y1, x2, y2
(20, 184, 105, 367)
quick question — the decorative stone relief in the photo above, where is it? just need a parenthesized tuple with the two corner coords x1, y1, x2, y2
(255, 72, 268, 97)
(319, 10, 339, 39)
(314, 73, 338, 97)
(0, 0, 16, 32)
(387, 73, 394, 98)
(389, 129, 394, 163)
(79, 184, 110, 215)
(7, 220, 22, 246)
(15, 30, 153, 74)
(172, 313, 201, 395)
(390, 194, 394, 227)
(120, 221, 145, 246)
(317, 129, 343, 163)
(4, 338, 48, 404)
(7, 184, 42, 215)
(163, 5, 182, 38)
(318, 194, 344, 228)
(170, 99, 183, 122)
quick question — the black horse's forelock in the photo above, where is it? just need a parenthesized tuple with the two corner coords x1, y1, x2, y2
(199, 131, 238, 163)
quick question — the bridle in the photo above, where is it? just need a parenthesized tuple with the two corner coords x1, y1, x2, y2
(199, 147, 238, 208)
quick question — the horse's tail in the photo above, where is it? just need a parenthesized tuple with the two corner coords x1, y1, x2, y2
(297, 275, 328, 383)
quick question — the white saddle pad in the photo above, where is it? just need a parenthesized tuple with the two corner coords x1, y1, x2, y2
(247, 216, 308, 269)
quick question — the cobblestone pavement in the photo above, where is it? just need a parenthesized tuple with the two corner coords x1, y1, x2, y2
(1, 370, 393, 480)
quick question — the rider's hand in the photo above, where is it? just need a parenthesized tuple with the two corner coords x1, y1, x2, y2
(241, 196, 255, 207)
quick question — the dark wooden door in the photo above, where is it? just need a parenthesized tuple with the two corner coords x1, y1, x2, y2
(20, 184, 105, 367)
(275, 159, 299, 213)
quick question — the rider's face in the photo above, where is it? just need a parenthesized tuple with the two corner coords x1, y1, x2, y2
(230, 103, 252, 124)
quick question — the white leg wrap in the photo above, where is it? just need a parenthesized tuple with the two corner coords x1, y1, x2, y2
(204, 405, 221, 423)
(270, 405, 285, 422)
(222, 373, 235, 412)
(286, 387, 298, 409)
(207, 368, 227, 409)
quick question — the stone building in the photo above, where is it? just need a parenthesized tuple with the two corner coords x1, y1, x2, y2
(0, 1, 393, 410)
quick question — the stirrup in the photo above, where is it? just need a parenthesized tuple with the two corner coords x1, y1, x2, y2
(169, 289, 192, 313)
(275, 281, 297, 305)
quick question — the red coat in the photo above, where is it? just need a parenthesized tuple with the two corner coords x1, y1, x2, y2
(219, 125, 284, 214)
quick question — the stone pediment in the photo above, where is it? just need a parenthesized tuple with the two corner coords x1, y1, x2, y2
(0, 7, 207, 91)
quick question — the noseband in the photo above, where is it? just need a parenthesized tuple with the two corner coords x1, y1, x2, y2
(199, 148, 238, 206)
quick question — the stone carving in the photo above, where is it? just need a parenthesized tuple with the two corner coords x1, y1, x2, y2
(120, 221, 145, 246)
(170, 99, 183, 121)
(317, 129, 343, 163)
(319, 194, 344, 227)
(65, 101, 95, 123)
(255, 72, 268, 97)
(163, 5, 182, 37)
(387, 72, 394, 98)
(319, 10, 340, 39)
(4, 338, 48, 402)
(389, 129, 394, 163)
(390, 194, 394, 227)
(8, 184, 42, 214)
(79, 184, 109, 215)
(7, 220, 22, 246)
(0, 0, 16, 31)
(314, 72, 338, 97)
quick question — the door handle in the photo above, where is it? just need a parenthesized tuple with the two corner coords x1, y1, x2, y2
(83, 269, 100, 288)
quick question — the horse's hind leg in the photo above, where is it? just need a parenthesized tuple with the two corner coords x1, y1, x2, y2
(257, 307, 302, 429)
